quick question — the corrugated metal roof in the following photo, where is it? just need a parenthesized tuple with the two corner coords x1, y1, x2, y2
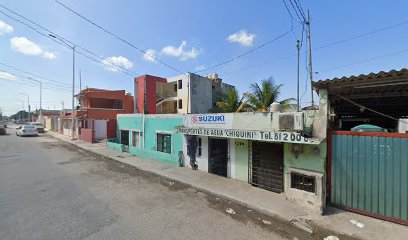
(313, 68, 408, 89)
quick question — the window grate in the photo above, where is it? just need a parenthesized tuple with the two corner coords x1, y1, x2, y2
(291, 172, 316, 193)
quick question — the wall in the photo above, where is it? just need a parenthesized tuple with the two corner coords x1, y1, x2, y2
(284, 142, 326, 173)
(80, 128, 93, 143)
(135, 75, 166, 114)
(189, 74, 213, 114)
(116, 114, 183, 166)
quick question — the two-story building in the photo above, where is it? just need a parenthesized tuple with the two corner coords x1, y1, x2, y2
(75, 88, 134, 143)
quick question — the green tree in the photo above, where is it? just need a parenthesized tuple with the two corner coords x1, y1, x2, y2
(246, 77, 295, 112)
(211, 88, 247, 113)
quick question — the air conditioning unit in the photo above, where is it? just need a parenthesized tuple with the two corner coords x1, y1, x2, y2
(279, 112, 304, 131)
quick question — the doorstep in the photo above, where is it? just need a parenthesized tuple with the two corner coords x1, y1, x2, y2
(47, 131, 408, 240)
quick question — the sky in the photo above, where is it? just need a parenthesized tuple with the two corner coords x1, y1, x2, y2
(1, 0, 408, 115)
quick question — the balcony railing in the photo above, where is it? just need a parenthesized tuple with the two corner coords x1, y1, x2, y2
(156, 91, 177, 102)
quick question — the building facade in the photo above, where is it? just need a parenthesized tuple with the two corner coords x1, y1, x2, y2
(76, 88, 134, 143)
(108, 89, 328, 212)
(134, 73, 234, 114)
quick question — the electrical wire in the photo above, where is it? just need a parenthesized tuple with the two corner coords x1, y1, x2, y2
(194, 29, 296, 74)
(288, 0, 304, 23)
(0, 62, 71, 87)
(218, 18, 408, 76)
(54, 0, 183, 74)
(0, 5, 137, 77)
(293, 0, 306, 21)
(316, 48, 408, 73)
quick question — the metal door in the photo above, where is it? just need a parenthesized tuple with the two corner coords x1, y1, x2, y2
(208, 138, 228, 177)
(250, 142, 284, 193)
(94, 120, 107, 140)
(329, 131, 408, 225)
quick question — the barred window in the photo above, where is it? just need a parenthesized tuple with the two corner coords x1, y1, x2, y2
(291, 173, 316, 193)
(157, 133, 171, 154)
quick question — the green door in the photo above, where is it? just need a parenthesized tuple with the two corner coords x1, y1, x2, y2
(330, 131, 408, 224)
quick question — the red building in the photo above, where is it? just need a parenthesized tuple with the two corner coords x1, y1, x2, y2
(76, 88, 134, 143)
(134, 75, 167, 114)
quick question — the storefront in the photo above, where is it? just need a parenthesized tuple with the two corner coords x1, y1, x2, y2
(177, 110, 328, 213)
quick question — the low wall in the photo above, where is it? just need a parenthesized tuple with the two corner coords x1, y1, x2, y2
(129, 146, 181, 167)
(80, 128, 93, 143)
(107, 141, 125, 152)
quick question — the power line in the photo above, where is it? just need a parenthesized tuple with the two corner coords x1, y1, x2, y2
(288, 0, 304, 23)
(0, 62, 70, 87)
(293, 0, 306, 21)
(194, 29, 295, 74)
(54, 0, 183, 74)
(219, 18, 408, 76)
(316, 48, 408, 73)
(0, 5, 137, 77)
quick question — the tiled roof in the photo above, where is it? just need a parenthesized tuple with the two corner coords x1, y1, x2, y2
(312, 68, 408, 89)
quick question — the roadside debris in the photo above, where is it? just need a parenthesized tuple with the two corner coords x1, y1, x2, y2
(262, 220, 272, 225)
(350, 219, 365, 228)
(323, 236, 340, 240)
(168, 181, 174, 186)
(289, 219, 314, 234)
(226, 208, 236, 215)
(247, 209, 253, 212)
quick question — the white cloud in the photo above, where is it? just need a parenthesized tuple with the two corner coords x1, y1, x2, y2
(195, 65, 206, 71)
(43, 51, 57, 60)
(10, 37, 42, 55)
(10, 37, 57, 60)
(161, 41, 201, 61)
(227, 30, 256, 47)
(101, 56, 134, 72)
(0, 20, 13, 35)
(143, 49, 157, 62)
(0, 71, 17, 81)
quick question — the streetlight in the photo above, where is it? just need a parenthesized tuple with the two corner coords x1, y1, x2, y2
(19, 93, 30, 122)
(49, 34, 76, 140)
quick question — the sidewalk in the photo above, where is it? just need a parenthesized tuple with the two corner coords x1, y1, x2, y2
(47, 131, 408, 240)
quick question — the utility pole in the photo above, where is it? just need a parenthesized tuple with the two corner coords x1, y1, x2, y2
(296, 40, 301, 112)
(306, 10, 315, 107)
(72, 46, 75, 139)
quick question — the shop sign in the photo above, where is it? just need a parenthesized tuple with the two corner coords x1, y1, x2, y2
(191, 114, 225, 124)
(176, 127, 320, 144)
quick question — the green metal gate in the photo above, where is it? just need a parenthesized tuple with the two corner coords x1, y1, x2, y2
(329, 131, 408, 225)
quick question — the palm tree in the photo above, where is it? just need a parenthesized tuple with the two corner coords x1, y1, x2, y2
(246, 77, 295, 112)
(211, 88, 247, 113)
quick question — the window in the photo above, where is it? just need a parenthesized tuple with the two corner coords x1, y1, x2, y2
(178, 99, 183, 109)
(197, 138, 202, 157)
(173, 84, 177, 92)
(120, 130, 130, 146)
(157, 133, 171, 154)
(178, 79, 182, 89)
(113, 100, 123, 109)
(132, 131, 140, 148)
(291, 173, 316, 193)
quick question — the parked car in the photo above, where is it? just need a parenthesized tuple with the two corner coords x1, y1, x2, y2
(0, 125, 6, 135)
(351, 124, 387, 132)
(30, 122, 45, 133)
(16, 125, 38, 136)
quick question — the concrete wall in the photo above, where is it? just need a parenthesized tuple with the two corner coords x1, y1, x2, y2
(80, 128, 93, 143)
(189, 74, 213, 114)
(114, 114, 184, 166)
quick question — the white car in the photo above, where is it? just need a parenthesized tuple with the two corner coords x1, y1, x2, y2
(16, 125, 38, 136)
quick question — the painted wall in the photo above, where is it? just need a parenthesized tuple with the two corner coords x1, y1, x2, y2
(134, 75, 167, 114)
(114, 114, 183, 166)
(283, 142, 327, 173)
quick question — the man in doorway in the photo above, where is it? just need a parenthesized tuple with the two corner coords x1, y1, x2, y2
(186, 135, 198, 170)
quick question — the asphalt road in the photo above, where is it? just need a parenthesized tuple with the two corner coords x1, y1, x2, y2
(0, 129, 336, 240)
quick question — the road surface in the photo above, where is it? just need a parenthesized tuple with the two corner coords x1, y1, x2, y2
(0, 129, 342, 240)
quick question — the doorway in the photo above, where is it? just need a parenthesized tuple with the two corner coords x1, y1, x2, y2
(120, 130, 130, 148)
(250, 142, 284, 193)
(208, 138, 228, 177)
